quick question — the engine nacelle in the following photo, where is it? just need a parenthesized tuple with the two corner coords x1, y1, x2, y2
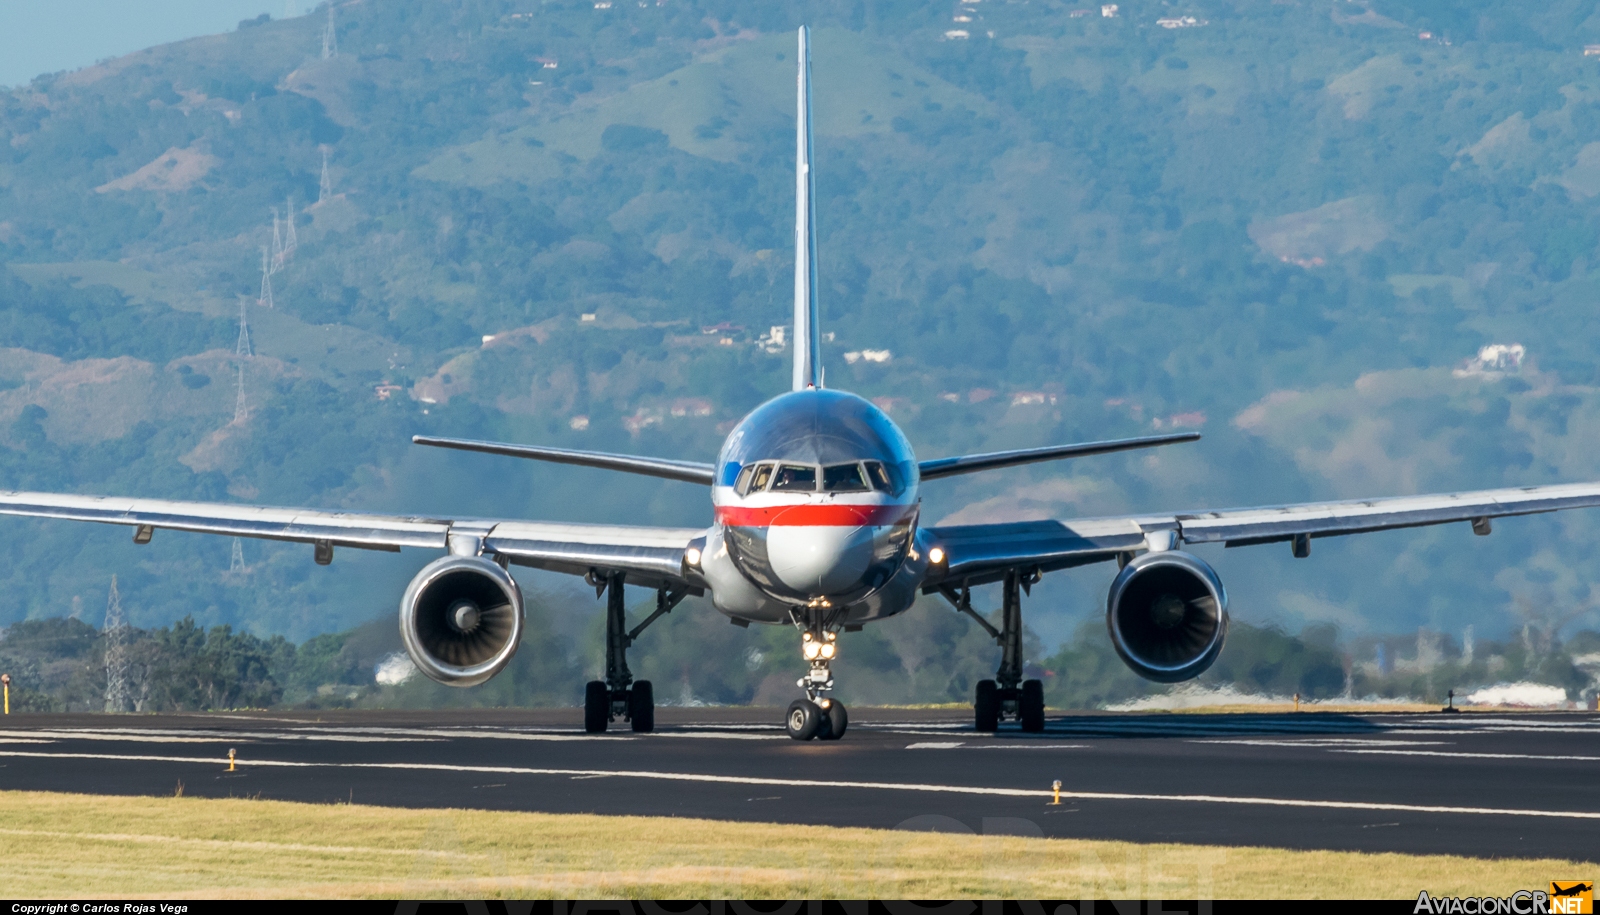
(399, 555, 524, 687)
(1106, 550, 1228, 683)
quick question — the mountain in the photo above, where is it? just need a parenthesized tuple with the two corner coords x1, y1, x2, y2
(3, 0, 1600, 693)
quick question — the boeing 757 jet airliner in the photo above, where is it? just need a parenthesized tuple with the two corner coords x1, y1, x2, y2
(6, 28, 1600, 739)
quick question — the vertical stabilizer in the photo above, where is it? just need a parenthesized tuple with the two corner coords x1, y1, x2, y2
(793, 26, 823, 391)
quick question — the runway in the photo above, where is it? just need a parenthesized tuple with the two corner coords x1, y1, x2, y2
(1, 707, 1597, 859)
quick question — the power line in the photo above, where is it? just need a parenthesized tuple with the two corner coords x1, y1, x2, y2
(103, 575, 130, 714)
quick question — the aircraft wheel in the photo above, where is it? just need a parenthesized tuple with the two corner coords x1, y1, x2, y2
(584, 680, 609, 733)
(975, 679, 999, 732)
(786, 699, 823, 741)
(630, 680, 655, 733)
(817, 699, 848, 740)
(1020, 679, 1045, 733)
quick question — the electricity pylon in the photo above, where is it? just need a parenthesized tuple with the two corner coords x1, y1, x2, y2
(322, 5, 337, 59)
(318, 147, 333, 203)
(103, 575, 130, 713)
(257, 246, 274, 309)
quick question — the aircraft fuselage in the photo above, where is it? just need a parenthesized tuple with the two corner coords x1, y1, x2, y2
(698, 389, 932, 625)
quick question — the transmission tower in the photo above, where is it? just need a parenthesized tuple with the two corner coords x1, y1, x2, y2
(284, 197, 298, 256)
(235, 298, 253, 358)
(270, 208, 285, 272)
(229, 537, 247, 573)
(257, 246, 274, 309)
(318, 147, 333, 203)
(233, 362, 249, 424)
(322, 5, 337, 59)
(103, 575, 131, 713)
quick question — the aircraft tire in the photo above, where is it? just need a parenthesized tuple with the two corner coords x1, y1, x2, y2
(630, 680, 655, 733)
(1020, 679, 1045, 733)
(817, 699, 848, 740)
(786, 699, 823, 740)
(975, 679, 999, 732)
(584, 680, 609, 733)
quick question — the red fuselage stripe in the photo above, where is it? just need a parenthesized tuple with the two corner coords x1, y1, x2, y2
(715, 503, 915, 527)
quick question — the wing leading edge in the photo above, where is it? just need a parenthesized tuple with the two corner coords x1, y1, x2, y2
(917, 432, 1200, 481)
(412, 435, 715, 485)
(923, 480, 1600, 589)
(0, 490, 704, 590)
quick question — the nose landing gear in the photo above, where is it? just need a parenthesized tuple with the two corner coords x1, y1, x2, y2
(786, 618, 848, 740)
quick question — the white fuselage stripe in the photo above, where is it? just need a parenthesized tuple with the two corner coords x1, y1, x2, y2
(3, 749, 1600, 820)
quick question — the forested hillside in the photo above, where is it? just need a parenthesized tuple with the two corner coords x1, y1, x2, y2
(3, 0, 1600, 708)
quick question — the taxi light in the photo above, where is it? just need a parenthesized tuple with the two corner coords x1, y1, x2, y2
(819, 642, 836, 660)
(684, 546, 702, 566)
(929, 546, 946, 565)
(803, 640, 822, 660)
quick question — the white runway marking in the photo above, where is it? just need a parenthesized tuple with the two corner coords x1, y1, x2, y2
(1195, 739, 1450, 748)
(968, 744, 1089, 750)
(648, 732, 789, 740)
(1335, 749, 1600, 763)
(905, 742, 1089, 750)
(0, 728, 435, 744)
(5, 748, 1600, 821)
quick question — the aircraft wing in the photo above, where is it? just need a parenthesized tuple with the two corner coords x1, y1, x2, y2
(917, 432, 1199, 481)
(412, 435, 715, 485)
(0, 491, 704, 590)
(923, 481, 1600, 588)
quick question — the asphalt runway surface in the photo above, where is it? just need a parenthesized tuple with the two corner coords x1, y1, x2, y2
(2, 706, 1598, 859)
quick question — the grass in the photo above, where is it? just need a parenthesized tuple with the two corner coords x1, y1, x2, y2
(1, 790, 1591, 899)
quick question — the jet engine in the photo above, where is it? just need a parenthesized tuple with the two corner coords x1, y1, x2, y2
(1106, 550, 1227, 683)
(399, 555, 524, 687)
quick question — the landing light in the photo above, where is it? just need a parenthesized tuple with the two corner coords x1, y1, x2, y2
(802, 639, 823, 660)
(928, 546, 946, 565)
(684, 546, 702, 566)
(819, 642, 836, 660)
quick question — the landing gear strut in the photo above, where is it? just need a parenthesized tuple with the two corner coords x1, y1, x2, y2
(785, 611, 848, 741)
(942, 569, 1046, 733)
(583, 571, 686, 734)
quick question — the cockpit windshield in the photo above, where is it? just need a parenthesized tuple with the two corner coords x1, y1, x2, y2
(822, 463, 870, 492)
(733, 459, 905, 497)
(771, 464, 817, 492)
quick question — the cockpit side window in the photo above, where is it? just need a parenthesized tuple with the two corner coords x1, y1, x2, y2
(864, 460, 897, 494)
(823, 462, 870, 492)
(771, 464, 817, 492)
(733, 464, 757, 496)
(748, 463, 774, 493)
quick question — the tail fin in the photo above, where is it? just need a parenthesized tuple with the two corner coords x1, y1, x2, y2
(792, 26, 823, 391)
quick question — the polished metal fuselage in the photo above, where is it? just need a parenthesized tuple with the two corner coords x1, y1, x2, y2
(698, 389, 932, 625)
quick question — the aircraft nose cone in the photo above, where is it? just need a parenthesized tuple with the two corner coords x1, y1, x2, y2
(765, 506, 874, 596)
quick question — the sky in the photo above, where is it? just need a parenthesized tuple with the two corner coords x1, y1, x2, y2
(0, 0, 308, 88)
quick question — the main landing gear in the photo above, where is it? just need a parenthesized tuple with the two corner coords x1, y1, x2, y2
(583, 570, 687, 734)
(940, 569, 1046, 733)
(785, 613, 848, 741)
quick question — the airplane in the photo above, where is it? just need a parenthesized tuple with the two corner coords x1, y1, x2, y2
(6, 27, 1600, 741)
